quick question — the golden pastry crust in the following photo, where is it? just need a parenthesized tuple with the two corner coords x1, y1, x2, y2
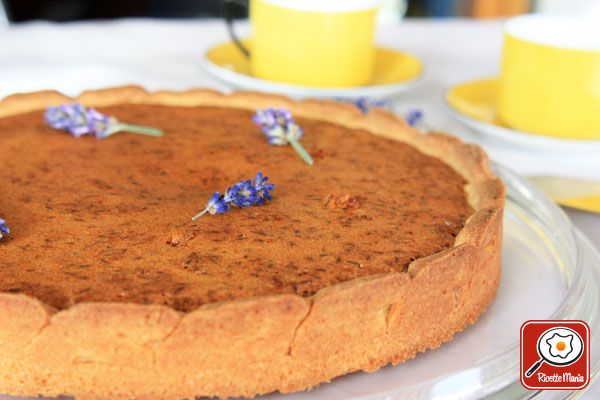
(0, 86, 504, 399)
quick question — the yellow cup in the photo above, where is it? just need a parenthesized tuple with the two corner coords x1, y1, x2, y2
(249, 0, 379, 87)
(498, 15, 600, 139)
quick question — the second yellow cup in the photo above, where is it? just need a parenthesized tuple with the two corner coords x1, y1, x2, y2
(498, 15, 600, 139)
(248, 0, 380, 87)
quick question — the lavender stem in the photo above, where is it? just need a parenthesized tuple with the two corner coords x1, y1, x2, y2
(287, 136, 314, 165)
(114, 123, 163, 137)
(191, 208, 209, 221)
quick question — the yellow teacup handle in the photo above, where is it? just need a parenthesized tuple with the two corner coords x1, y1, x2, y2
(223, 0, 251, 58)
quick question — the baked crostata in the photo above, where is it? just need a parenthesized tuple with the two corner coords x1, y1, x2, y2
(0, 86, 504, 399)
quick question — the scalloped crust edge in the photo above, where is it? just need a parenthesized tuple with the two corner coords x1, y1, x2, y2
(0, 86, 505, 399)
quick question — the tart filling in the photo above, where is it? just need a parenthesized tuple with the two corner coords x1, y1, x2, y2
(0, 104, 472, 311)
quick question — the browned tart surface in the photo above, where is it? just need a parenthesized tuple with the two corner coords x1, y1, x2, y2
(0, 105, 473, 312)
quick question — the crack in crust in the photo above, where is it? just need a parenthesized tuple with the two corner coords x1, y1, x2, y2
(0, 86, 505, 399)
(287, 298, 315, 357)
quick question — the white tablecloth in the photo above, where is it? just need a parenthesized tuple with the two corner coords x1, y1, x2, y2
(0, 18, 598, 399)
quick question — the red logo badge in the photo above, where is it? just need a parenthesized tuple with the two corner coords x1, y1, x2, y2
(521, 320, 590, 390)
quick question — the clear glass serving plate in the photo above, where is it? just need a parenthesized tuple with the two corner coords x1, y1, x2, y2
(2, 166, 599, 400)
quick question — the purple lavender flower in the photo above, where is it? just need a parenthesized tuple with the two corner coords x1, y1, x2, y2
(253, 108, 299, 144)
(253, 171, 275, 204)
(0, 218, 9, 239)
(192, 172, 275, 220)
(45, 103, 162, 139)
(253, 109, 313, 165)
(192, 192, 230, 220)
(404, 109, 424, 127)
(233, 180, 258, 207)
(85, 107, 113, 137)
(223, 184, 241, 204)
(45, 103, 100, 137)
(337, 97, 389, 113)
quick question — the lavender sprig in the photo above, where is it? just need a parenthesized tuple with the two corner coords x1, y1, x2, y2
(337, 98, 425, 129)
(0, 218, 9, 239)
(253, 109, 313, 165)
(404, 109, 424, 127)
(45, 103, 163, 139)
(337, 97, 390, 114)
(192, 172, 275, 221)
